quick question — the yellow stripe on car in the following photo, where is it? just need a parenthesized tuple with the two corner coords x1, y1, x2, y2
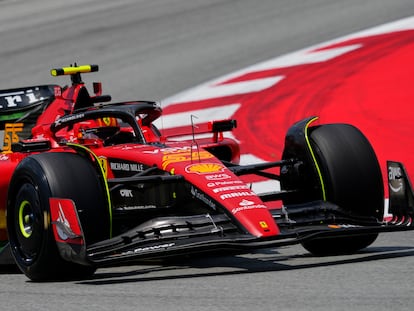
(304, 116, 327, 201)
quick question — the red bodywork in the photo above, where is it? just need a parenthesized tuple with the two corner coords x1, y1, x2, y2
(0, 69, 280, 244)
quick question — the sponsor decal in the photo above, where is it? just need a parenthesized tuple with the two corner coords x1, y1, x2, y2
(120, 189, 133, 198)
(0, 154, 9, 161)
(191, 187, 216, 210)
(120, 242, 176, 256)
(110, 161, 144, 172)
(115, 205, 157, 211)
(54, 113, 85, 127)
(162, 150, 214, 170)
(212, 185, 250, 193)
(2, 123, 23, 153)
(220, 191, 256, 200)
(98, 156, 108, 175)
(185, 163, 225, 174)
(98, 117, 117, 127)
(0, 88, 41, 109)
(54, 86, 62, 97)
(239, 199, 255, 206)
(388, 166, 404, 193)
(207, 180, 244, 187)
(231, 198, 267, 214)
(259, 221, 269, 230)
(205, 173, 232, 181)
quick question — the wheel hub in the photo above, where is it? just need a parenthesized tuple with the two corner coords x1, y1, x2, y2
(18, 200, 34, 238)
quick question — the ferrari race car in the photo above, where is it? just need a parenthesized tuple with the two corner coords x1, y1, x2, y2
(0, 65, 413, 281)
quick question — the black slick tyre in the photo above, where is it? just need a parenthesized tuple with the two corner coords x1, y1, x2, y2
(6, 152, 110, 281)
(301, 124, 384, 255)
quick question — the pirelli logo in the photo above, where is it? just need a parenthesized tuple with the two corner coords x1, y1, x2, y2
(2, 123, 23, 153)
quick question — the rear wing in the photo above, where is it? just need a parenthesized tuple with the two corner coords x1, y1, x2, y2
(387, 161, 414, 224)
(0, 85, 57, 153)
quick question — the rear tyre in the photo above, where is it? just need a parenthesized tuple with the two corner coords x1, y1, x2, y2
(7, 152, 110, 281)
(301, 124, 384, 255)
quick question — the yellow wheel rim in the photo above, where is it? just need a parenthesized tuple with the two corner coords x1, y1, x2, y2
(18, 200, 33, 238)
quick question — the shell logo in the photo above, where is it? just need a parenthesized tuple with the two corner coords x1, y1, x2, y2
(185, 163, 225, 174)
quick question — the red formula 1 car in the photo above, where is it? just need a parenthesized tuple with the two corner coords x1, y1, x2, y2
(0, 65, 413, 281)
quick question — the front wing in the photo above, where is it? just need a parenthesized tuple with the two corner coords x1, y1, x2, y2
(52, 198, 414, 267)
(47, 160, 414, 267)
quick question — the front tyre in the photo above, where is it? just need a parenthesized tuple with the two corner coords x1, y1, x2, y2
(301, 124, 384, 255)
(7, 152, 109, 281)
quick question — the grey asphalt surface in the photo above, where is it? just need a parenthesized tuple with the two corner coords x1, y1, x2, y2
(1, 1, 414, 310)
